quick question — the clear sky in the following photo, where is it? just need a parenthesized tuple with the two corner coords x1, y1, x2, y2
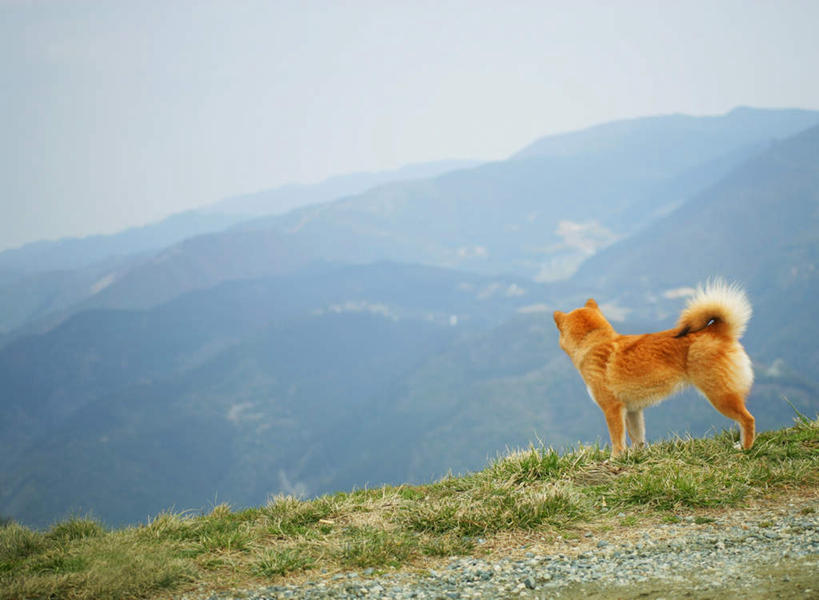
(2, 0, 819, 251)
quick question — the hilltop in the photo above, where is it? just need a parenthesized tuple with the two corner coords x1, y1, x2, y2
(2, 417, 817, 600)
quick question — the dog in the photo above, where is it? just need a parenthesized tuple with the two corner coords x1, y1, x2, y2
(553, 279, 754, 456)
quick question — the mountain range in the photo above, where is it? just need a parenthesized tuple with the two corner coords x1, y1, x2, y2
(1, 107, 818, 528)
(0, 159, 478, 337)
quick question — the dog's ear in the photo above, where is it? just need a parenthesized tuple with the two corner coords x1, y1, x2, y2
(553, 310, 564, 327)
(585, 298, 598, 309)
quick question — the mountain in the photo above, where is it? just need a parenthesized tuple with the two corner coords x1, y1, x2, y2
(24, 107, 816, 329)
(0, 159, 480, 336)
(573, 122, 819, 287)
(205, 159, 483, 216)
(514, 106, 819, 163)
(0, 312, 455, 528)
(0, 251, 161, 338)
(239, 108, 819, 280)
(0, 211, 247, 275)
(0, 160, 481, 277)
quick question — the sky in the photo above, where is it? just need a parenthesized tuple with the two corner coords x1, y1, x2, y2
(2, 0, 819, 252)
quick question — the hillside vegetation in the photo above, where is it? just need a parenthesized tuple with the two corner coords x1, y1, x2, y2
(2, 416, 817, 600)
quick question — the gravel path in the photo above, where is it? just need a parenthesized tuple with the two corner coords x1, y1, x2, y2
(198, 495, 819, 600)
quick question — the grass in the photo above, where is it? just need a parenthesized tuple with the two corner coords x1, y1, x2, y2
(2, 417, 817, 600)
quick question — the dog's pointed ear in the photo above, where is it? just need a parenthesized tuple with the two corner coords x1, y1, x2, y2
(585, 298, 598, 309)
(553, 310, 564, 327)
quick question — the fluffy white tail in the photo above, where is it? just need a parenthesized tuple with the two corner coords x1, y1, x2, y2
(676, 279, 752, 340)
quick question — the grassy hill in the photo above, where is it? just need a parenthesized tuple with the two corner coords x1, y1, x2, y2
(1, 416, 816, 600)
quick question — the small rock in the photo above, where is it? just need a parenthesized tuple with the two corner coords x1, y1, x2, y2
(524, 576, 536, 589)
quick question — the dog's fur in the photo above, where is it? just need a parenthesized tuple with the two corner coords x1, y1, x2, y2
(553, 279, 754, 456)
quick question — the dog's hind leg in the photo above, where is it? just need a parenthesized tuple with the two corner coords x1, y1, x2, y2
(703, 391, 755, 449)
(625, 409, 646, 448)
(690, 343, 755, 449)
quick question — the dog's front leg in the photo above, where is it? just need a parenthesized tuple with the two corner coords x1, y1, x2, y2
(598, 395, 627, 457)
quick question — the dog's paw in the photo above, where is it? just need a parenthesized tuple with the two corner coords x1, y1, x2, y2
(733, 442, 742, 450)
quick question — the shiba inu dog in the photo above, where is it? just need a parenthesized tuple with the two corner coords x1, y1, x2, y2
(553, 279, 754, 456)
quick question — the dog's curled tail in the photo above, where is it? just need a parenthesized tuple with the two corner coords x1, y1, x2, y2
(675, 278, 752, 340)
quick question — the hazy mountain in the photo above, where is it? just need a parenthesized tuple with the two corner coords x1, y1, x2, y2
(0, 311, 456, 528)
(0, 254, 152, 337)
(245, 108, 819, 280)
(0, 160, 481, 277)
(32, 107, 816, 328)
(0, 211, 247, 275)
(0, 160, 480, 336)
(206, 159, 483, 216)
(514, 106, 819, 163)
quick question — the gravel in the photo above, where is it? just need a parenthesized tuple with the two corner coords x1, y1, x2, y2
(194, 498, 818, 600)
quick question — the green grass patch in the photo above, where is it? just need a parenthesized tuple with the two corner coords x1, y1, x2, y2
(0, 523, 47, 571)
(1, 417, 816, 599)
(46, 517, 105, 543)
(404, 483, 586, 536)
(1, 528, 192, 600)
(420, 533, 475, 557)
(264, 495, 337, 537)
(336, 526, 415, 568)
(254, 546, 315, 577)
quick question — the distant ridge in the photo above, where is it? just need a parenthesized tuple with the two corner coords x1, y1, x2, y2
(3, 107, 819, 339)
(0, 159, 482, 275)
(513, 106, 819, 166)
(206, 158, 483, 216)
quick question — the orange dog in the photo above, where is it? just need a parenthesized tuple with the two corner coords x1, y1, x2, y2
(554, 279, 754, 456)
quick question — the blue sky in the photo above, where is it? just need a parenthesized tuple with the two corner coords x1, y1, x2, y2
(2, 0, 819, 251)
